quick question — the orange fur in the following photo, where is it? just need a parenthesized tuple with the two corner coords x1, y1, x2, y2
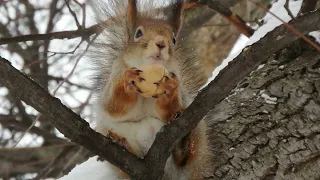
(155, 75, 184, 123)
(106, 129, 137, 155)
(110, 164, 130, 179)
(183, 2, 198, 10)
(172, 129, 200, 167)
(104, 79, 138, 117)
(155, 89, 184, 123)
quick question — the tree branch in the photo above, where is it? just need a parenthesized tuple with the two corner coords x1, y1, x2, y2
(0, 145, 84, 178)
(0, 24, 101, 45)
(0, 58, 146, 178)
(0, 8, 319, 180)
(0, 117, 67, 144)
(0, 0, 254, 46)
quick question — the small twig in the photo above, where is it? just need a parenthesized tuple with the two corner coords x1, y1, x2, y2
(48, 39, 85, 55)
(284, 0, 295, 19)
(60, 147, 90, 175)
(0, 117, 67, 144)
(34, 146, 76, 180)
(28, 74, 91, 90)
(81, 3, 86, 29)
(23, 39, 86, 70)
(247, 0, 320, 52)
(23, 55, 55, 69)
(52, 34, 97, 95)
(64, 0, 81, 29)
(11, 115, 40, 148)
(72, 0, 87, 30)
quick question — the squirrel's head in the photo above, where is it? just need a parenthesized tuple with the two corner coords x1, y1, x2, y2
(123, 0, 184, 69)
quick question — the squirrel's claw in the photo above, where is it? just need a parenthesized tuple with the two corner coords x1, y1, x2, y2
(157, 73, 179, 96)
(170, 72, 177, 78)
(168, 111, 183, 124)
(124, 68, 145, 94)
(130, 67, 143, 74)
(106, 130, 132, 151)
(135, 69, 143, 74)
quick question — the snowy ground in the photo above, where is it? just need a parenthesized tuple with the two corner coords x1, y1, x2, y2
(60, 156, 121, 180)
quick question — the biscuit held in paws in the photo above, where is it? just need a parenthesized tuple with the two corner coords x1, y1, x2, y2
(135, 64, 169, 98)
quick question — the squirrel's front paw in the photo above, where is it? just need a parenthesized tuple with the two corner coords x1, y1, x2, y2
(154, 72, 184, 123)
(124, 67, 145, 94)
(153, 72, 179, 99)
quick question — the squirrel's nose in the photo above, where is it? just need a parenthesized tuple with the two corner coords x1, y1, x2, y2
(154, 36, 166, 50)
(155, 40, 165, 49)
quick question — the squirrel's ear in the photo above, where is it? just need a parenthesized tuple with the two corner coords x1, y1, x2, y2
(168, 0, 184, 35)
(127, 0, 137, 30)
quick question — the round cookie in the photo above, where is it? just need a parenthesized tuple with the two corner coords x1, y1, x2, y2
(135, 64, 169, 98)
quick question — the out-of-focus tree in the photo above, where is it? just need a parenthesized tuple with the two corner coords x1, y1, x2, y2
(0, 0, 93, 179)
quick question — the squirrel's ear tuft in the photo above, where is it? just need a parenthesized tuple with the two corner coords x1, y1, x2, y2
(168, 0, 184, 35)
(127, 0, 138, 30)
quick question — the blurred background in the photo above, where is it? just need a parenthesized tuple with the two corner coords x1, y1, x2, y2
(0, 0, 272, 179)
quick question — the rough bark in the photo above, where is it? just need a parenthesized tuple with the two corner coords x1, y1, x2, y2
(205, 40, 320, 179)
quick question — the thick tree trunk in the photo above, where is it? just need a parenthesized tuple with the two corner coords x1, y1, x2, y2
(205, 40, 320, 179)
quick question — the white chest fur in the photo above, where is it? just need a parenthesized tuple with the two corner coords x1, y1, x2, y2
(95, 96, 164, 157)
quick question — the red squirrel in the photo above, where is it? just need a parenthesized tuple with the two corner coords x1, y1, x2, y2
(90, 0, 212, 179)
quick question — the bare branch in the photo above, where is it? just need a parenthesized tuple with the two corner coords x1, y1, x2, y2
(52, 35, 97, 95)
(284, 0, 295, 19)
(0, 24, 101, 45)
(0, 116, 67, 144)
(64, 0, 81, 29)
(0, 57, 146, 178)
(0, 0, 254, 46)
(0, 144, 83, 178)
(11, 115, 38, 148)
(34, 146, 80, 179)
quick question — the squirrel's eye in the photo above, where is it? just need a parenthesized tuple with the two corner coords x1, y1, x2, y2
(172, 37, 176, 45)
(135, 29, 143, 39)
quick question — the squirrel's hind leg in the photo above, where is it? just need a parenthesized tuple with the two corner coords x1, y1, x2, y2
(171, 120, 212, 180)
